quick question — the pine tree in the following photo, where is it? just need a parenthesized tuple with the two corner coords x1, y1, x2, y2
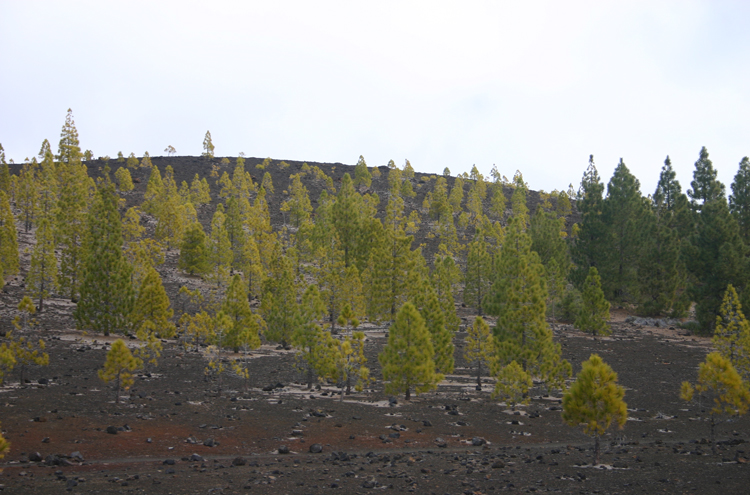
(729, 156, 750, 244)
(654, 156, 682, 211)
(0, 421, 8, 459)
(681, 352, 750, 453)
(57, 109, 81, 164)
(713, 285, 750, 381)
(530, 207, 571, 319)
(333, 331, 370, 399)
(55, 160, 90, 300)
(207, 204, 232, 288)
(464, 316, 493, 390)
(486, 216, 571, 389)
(463, 230, 492, 315)
(222, 274, 262, 352)
(114, 167, 134, 192)
(428, 177, 451, 222)
(99, 339, 142, 404)
(0, 143, 10, 194)
(292, 285, 331, 388)
(142, 165, 164, 215)
(126, 152, 139, 169)
(492, 360, 532, 409)
(9, 296, 50, 385)
(688, 146, 726, 211)
(431, 252, 461, 334)
(449, 177, 464, 212)
(131, 267, 175, 338)
(179, 222, 210, 275)
(562, 354, 627, 465)
(353, 155, 372, 188)
(638, 204, 683, 315)
(600, 159, 646, 301)
(379, 302, 442, 400)
(74, 180, 134, 336)
(17, 160, 38, 232)
(685, 198, 747, 331)
(281, 174, 313, 229)
(576, 267, 611, 336)
(332, 173, 364, 268)
(261, 246, 299, 347)
(571, 155, 607, 287)
(26, 216, 58, 311)
(0, 191, 19, 282)
(202, 130, 215, 158)
(410, 269, 455, 375)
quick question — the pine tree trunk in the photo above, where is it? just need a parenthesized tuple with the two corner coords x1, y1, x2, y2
(115, 371, 121, 404)
(594, 434, 600, 465)
(476, 361, 482, 389)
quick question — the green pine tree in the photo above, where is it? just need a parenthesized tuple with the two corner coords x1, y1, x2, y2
(202, 131, 215, 158)
(260, 246, 299, 347)
(465, 316, 494, 390)
(729, 156, 750, 244)
(486, 216, 571, 389)
(74, 179, 134, 336)
(353, 155, 372, 188)
(600, 158, 646, 302)
(57, 108, 82, 164)
(222, 274, 263, 352)
(688, 146, 725, 211)
(685, 198, 747, 332)
(26, 216, 58, 311)
(571, 155, 608, 287)
(576, 267, 611, 336)
(562, 354, 627, 465)
(179, 222, 210, 275)
(379, 302, 443, 400)
(463, 230, 492, 315)
(0, 191, 20, 283)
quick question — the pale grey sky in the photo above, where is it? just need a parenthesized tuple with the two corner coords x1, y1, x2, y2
(2, 1, 749, 195)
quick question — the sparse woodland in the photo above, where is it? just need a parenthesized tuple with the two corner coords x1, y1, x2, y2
(2, 110, 750, 467)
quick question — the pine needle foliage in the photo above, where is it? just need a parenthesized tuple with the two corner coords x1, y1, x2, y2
(575, 267, 611, 336)
(99, 339, 142, 404)
(712, 285, 750, 381)
(379, 302, 443, 400)
(562, 354, 627, 465)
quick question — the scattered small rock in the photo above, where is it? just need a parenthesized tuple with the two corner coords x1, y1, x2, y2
(203, 438, 216, 447)
(232, 457, 247, 466)
(309, 443, 323, 454)
(278, 445, 290, 454)
(28, 452, 42, 462)
(106, 426, 118, 435)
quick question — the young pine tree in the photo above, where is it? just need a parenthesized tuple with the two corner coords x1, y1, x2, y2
(681, 352, 750, 454)
(492, 360, 532, 409)
(222, 274, 263, 352)
(99, 339, 142, 404)
(379, 302, 443, 400)
(464, 316, 494, 390)
(131, 267, 174, 358)
(712, 285, 750, 381)
(463, 230, 492, 315)
(179, 222, 210, 276)
(562, 354, 627, 465)
(576, 267, 611, 337)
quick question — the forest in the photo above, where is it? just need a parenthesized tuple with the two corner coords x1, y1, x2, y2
(0, 110, 749, 493)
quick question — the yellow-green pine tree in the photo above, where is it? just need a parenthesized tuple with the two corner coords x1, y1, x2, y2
(492, 360, 532, 409)
(463, 230, 492, 315)
(335, 331, 369, 400)
(0, 191, 20, 283)
(562, 354, 627, 464)
(576, 266, 611, 336)
(222, 274, 262, 352)
(126, 152, 139, 169)
(260, 245, 299, 346)
(465, 316, 493, 390)
(292, 285, 331, 388)
(114, 167, 134, 192)
(208, 204, 232, 288)
(99, 339, 142, 404)
(55, 160, 90, 301)
(17, 159, 38, 232)
(27, 216, 58, 311)
(10, 296, 50, 385)
(379, 302, 443, 400)
(713, 285, 750, 381)
(681, 352, 750, 453)
(179, 222, 210, 276)
(131, 266, 175, 340)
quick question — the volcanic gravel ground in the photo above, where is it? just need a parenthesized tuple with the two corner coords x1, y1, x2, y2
(0, 317, 748, 494)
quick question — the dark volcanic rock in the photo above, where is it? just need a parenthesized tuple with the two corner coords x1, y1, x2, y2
(309, 443, 323, 454)
(105, 426, 118, 434)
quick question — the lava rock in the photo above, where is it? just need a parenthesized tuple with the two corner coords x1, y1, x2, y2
(28, 452, 43, 462)
(38, 378, 49, 385)
(388, 432, 400, 439)
(422, 420, 432, 427)
(491, 461, 505, 469)
(278, 445, 290, 454)
(472, 437, 486, 446)
(70, 451, 84, 462)
(163, 459, 176, 465)
(106, 426, 118, 435)
(232, 457, 247, 466)
(203, 437, 216, 447)
(190, 454, 204, 462)
(309, 443, 323, 454)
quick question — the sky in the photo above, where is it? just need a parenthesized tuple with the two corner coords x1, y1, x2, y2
(2, 1, 750, 195)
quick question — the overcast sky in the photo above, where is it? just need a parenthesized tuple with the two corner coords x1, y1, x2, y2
(2, 1, 749, 194)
